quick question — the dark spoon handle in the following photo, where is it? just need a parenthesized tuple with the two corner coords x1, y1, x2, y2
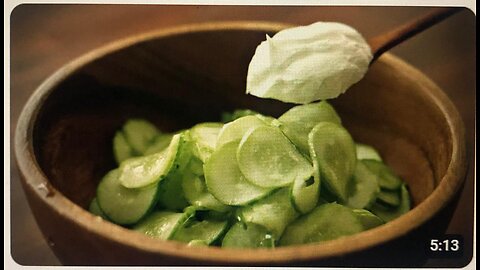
(368, 7, 461, 62)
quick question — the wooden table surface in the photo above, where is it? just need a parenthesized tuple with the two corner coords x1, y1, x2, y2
(9, 5, 475, 267)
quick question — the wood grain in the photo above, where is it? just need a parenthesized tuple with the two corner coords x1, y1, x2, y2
(10, 5, 475, 267)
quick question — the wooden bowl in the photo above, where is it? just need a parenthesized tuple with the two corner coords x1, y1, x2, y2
(14, 21, 466, 266)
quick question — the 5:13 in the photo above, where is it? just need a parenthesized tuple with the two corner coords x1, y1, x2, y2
(430, 239, 460, 252)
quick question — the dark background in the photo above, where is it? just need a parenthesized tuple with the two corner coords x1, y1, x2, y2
(9, 5, 475, 266)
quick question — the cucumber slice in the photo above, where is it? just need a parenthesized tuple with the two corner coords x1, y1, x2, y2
(188, 157, 204, 176)
(240, 188, 299, 239)
(319, 185, 339, 203)
(377, 189, 401, 207)
(118, 133, 183, 188)
(216, 115, 265, 149)
(369, 184, 411, 222)
(144, 133, 174, 155)
(222, 222, 274, 249)
(173, 219, 229, 245)
(221, 109, 260, 123)
(88, 197, 108, 219)
(352, 209, 385, 230)
(96, 169, 159, 225)
(317, 197, 329, 206)
(280, 203, 364, 246)
(122, 119, 160, 155)
(156, 172, 190, 211)
(279, 101, 342, 127)
(182, 170, 231, 212)
(204, 141, 273, 206)
(254, 114, 278, 126)
(113, 131, 134, 164)
(133, 211, 193, 240)
(196, 209, 233, 221)
(289, 129, 326, 214)
(188, 240, 209, 247)
(237, 125, 313, 188)
(363, 160, 403, 190)
(356, 143, 382, 161)
(190, 123, 223, 162)
(156, 134, 194, 211)
(290, 176, 320, 214)
(345, 160, 380, 209)
(308, 122, 356, 201)
(278, 101, 342, 154)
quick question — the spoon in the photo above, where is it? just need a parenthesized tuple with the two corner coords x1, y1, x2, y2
(368, 7, 460, 63)
(246, 7, 461, 104)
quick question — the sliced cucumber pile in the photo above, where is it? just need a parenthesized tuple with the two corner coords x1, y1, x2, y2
(89, 100, 411, 248)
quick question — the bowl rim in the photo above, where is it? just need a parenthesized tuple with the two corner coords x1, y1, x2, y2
(14, 21, 467, 264)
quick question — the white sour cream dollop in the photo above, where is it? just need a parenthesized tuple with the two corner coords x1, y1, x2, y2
(246, 22, 372, 104)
